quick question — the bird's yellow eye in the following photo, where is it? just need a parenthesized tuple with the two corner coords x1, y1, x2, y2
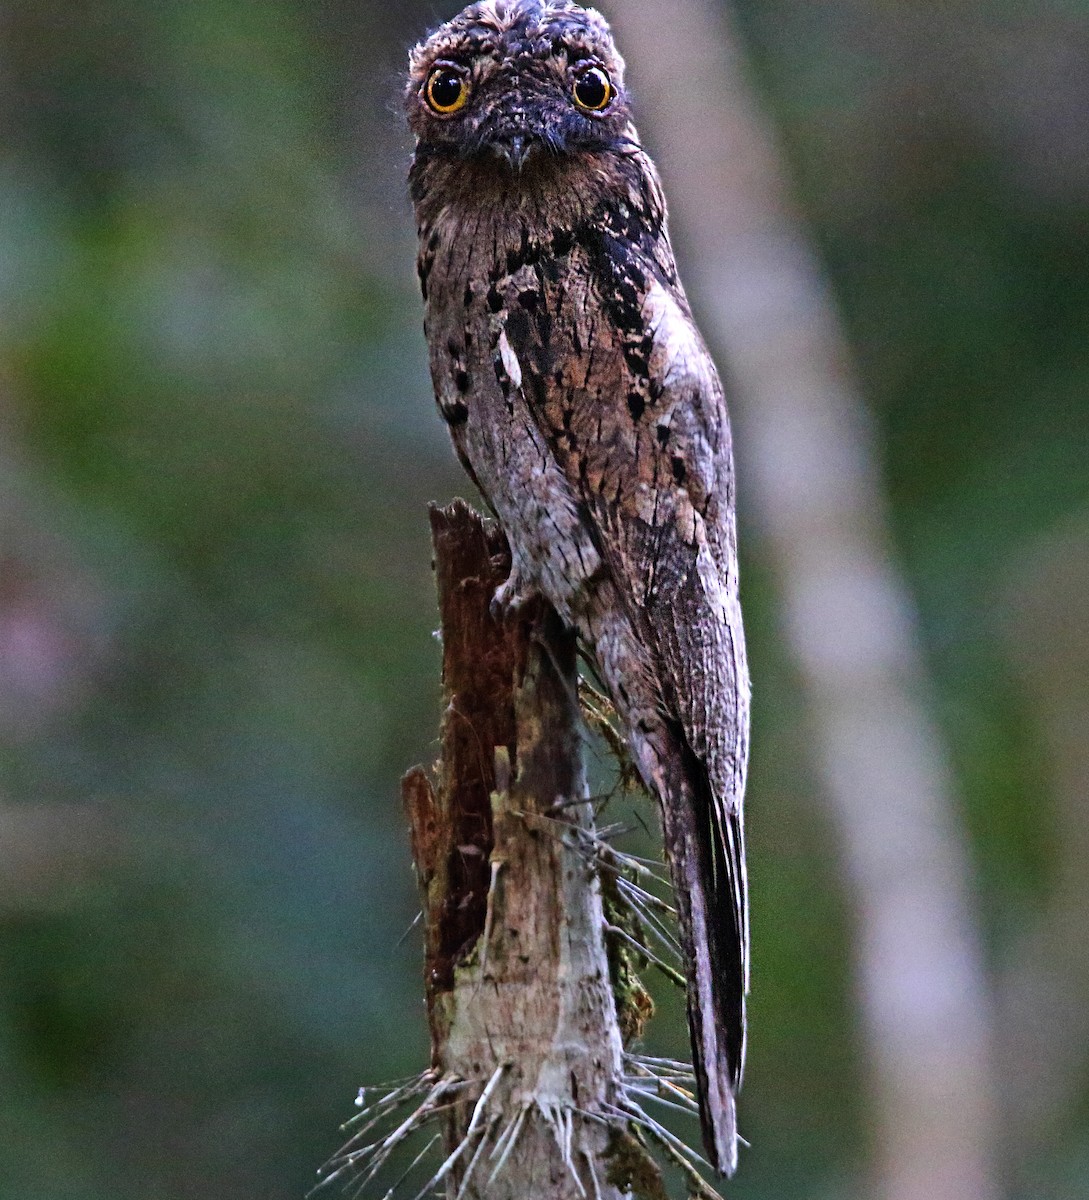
(426, 65, 469, 115)
(572, 65, 612, 112)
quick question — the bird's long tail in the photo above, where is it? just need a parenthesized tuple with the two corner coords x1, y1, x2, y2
(647, 726, 747, 1176)
(579, 599, 747, 1174)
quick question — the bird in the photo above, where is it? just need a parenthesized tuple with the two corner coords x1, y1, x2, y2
(405, 0, 750, 1175)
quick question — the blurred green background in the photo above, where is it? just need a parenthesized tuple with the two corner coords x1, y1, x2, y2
(1, 1, 1087, 1197)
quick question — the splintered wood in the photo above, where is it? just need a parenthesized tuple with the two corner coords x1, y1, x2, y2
(402, 500, 628, 1200)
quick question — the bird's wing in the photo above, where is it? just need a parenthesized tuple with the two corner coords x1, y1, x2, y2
(506, 224, 750, 815)
(499, 228, 751, 1164)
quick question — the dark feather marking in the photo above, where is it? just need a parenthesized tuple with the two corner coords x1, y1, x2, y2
(442, 399, 470, 426)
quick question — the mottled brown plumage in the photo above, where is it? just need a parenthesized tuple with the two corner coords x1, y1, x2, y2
(405, 0, 750, 1175)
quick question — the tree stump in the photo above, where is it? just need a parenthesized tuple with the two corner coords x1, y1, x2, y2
(402, 500, 630, 1199)
(322, 502, 716, 1199)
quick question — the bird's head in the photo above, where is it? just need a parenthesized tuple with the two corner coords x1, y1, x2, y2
(406, 1, 635, 177)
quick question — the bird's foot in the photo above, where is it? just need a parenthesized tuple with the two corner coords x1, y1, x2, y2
(490, 568, 535, 621)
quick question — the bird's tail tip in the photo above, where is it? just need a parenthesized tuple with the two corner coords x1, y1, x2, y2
(697, 1043, 739, 1176)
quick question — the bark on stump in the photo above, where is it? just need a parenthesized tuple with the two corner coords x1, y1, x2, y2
(402, 500, 632, 1200)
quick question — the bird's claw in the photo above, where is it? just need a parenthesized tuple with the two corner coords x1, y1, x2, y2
(490, 570, 534, 621)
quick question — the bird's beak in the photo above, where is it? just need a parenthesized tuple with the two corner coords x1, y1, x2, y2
(508, 135, 530, 170)
(494, 133, 535, 172)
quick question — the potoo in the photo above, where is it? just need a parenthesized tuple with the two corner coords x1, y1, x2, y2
(406, 0, 750, 1175)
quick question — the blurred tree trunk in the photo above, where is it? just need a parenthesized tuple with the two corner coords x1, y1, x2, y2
(400, 502, 629, 1200)
(608, 3, 999, 1198)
